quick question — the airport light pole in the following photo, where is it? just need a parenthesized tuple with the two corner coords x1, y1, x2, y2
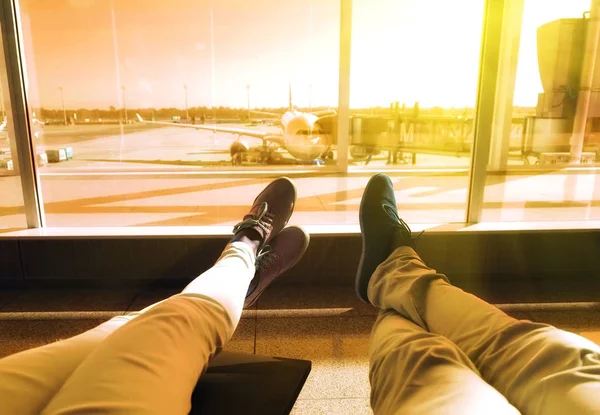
(121, 85, 128, 124)
(0, 84, 4, 123)
(58, 86, 67, 125)
(246, 84, 250, 120)
(184, 84, 189, 122)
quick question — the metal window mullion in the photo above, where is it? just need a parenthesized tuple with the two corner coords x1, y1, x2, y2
(336, 0, 352, 173)
(0, 0, 44, 227)
(466, 0, 506, 223)
(488, 0, 525, 173)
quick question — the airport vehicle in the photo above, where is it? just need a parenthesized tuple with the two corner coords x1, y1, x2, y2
(136, 86, 336, 165)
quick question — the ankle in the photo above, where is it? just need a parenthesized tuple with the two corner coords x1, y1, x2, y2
(390, 227, 415, 250)
(231, 228, 262, 255)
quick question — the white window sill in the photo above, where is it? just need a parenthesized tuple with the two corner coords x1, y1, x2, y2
(2, 221, 600, 239)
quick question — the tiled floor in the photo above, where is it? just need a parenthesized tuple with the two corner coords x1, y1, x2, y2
(0, 285, 599, 414)
(4, 169, 600, 232)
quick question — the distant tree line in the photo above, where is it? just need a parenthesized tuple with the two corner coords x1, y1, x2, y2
(38, 106, 293, 123)
(37, 105, 536, 125)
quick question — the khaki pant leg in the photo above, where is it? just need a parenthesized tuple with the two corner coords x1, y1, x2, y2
(369, 310, 519, 415)
(41, 242, 255, 415)
(41, 295, 233, 415)
(368, 246, 600, 415)
(0, 316, 132, 415)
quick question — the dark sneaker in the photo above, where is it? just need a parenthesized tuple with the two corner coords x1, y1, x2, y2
(355, 173, 418, 304)
(233, 177, 297, 247)
(244, 226, 310, 308)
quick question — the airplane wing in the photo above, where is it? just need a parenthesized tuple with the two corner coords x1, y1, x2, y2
(250, 110, 283, 118)
(136, 113, 270, 140)
(310, 109, 337, 117)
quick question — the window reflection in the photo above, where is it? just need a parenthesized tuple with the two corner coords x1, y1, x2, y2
(348, 0, 484, 223)
(19, 0, 345, 227)
(482, 0, 600, 222)
(0, 35, 26, 232)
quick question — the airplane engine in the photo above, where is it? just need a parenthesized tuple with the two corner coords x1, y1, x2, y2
(230, 140, 249, 165)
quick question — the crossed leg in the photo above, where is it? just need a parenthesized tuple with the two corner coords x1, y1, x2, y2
(0, 242, 254, 415)
(368, 246, 600, 415)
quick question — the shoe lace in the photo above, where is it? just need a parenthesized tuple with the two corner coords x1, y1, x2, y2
(232, 202, 276, 239)
(256, 245, 280, 271)
(383, 202, 425, 242)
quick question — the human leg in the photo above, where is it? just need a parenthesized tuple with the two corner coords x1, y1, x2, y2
(369, 246, 600, 415)
(0, 316, 134, 414)
(40, 177, 303, 415)
(358, 173, 600, 415)
(0, 177, 306, 415)
(369, 310, 519, 415)
(0, 240, 256, 415)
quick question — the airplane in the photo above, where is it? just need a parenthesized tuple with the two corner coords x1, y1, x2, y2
(136, 84, 336, 165)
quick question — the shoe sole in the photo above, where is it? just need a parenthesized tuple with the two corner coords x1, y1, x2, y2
(283, 225, 311, 272)
(356, 173, 393, 304)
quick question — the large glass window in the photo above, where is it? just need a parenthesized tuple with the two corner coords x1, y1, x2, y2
(348, 0, 485, 223)
(481, 0, 600, 221)
(0, 27, 26, 232)
(19, 0, 341, 226)
(12, 0, 600, 228)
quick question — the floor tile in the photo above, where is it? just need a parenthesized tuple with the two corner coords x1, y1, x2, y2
(257, 285, 376, 317)
(0, 289, 137, 312)
(0, 319, 106, 358)
(291, 398, 373, 415)
(224, 317, 255, 354)
(256, 316, 375, 400)
(525, 310, 600, 332)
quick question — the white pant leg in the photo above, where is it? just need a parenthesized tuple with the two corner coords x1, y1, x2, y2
(0, 242, 254, 415)
(180, 241, 255, 326)
(40, 241, 254, 415)
(368, 246, 600, 415)
(369, 310, 519, 415)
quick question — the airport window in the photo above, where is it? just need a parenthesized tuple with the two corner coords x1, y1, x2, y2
(480, 0, 600, 222)
(17, 0, 341, 227)
(0, 21, 27, 232)
(348, 0, 485, 223)
(5, 0, 600, 230)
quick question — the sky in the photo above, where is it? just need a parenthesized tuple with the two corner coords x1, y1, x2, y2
(18, 0, 592, 110)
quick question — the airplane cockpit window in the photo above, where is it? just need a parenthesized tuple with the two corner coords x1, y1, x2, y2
(296, 130, 321, 136)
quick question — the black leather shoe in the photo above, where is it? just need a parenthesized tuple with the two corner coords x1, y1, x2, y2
(355, 174, 416, 304)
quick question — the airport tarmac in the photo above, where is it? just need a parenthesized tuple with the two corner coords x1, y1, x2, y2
(7, 123, 478, 170)
(1, 124, 600, 231)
